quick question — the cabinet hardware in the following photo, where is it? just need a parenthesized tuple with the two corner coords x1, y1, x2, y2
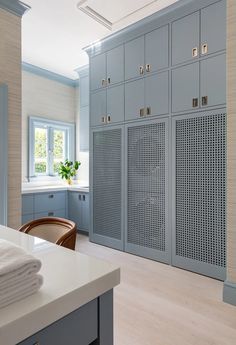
(107, 77, 111, 84)
(101, 79, 106, 87)
(146, 107, 151, 115)
(83, 195, 86, 201)
(139, 108, 145, 117)
(48, 212, 54, 216)
(201, 43, 208, 55)
(202, 96, 208, 106)
(139, 66, 144, 75)
(192, 47, 198, 58)
(107, 115, 111, 123)
(79, 194, 82, 200)
(101, 116, 106, 124)
(145, 64, 151, 73)
(192, 98, 199, 108)
(48, 194, 54, 199)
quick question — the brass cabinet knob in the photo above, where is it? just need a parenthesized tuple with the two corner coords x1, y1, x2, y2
(101, 79, 106, 86)
(201, 43, 208, 55)
(192, 98, 199, 108)
(192, 47, 198, 58)
(107, 115, 111, 123)
(145, 64, 151, 73)
(202, 96, 208, 106)
(146, 107, 151, 115)
(101, 116, 106, 124)
(107, 77, 111, 84)
(139, 108, 145, 117)
(139, 66, 144, 75)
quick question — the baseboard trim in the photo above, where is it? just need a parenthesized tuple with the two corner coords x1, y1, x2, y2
(223, 281, 236, 306)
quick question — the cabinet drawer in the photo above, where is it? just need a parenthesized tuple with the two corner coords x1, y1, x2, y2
(35, 209, 66, 219)
(22, 195, 34, 215)
(18, 298, 98, 345)
(34, 192, 66, 213)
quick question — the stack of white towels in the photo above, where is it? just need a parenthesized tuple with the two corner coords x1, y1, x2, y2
(0, 239, 43, 309)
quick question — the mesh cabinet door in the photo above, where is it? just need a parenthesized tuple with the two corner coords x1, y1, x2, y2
(125, 118, 170, 263)
(91, 126, 124, 250)
(172, 111, 226, 280)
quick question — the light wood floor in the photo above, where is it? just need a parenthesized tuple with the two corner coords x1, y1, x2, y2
(76, 235, 236, 345)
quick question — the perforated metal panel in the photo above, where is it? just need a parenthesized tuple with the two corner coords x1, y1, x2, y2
(93, 128, 122, 242)
(126, 121, 168, 261)
(174, 113, 226, 274)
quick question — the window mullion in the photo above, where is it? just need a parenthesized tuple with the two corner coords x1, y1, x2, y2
(48, 127, 54, 176)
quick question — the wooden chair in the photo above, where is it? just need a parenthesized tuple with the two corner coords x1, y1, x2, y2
(19, 217, 76, 250)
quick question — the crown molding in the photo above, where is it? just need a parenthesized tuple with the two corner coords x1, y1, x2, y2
(22, 62, 79, 88)
(75, 65, 89, 78)
(0, 0, 30, 17)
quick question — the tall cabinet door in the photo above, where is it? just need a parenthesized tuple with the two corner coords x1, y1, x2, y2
(91, 126, 124, 250)
(125, 79, 145, 121)
(125, 118, 170, 263)
(172, 12, 199, 65)
(90, 53, 106, 91)
(172, 111, 226, 280)
(107, 84, 124, 124)
(90, 90, 106, 127)
(125, 36, 144, 80)
(201, 0, 226, 56)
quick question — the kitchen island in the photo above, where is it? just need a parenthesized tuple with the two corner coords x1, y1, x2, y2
(0, 225, 120, 345)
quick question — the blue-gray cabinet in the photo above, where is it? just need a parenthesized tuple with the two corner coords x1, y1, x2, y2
(172, 12, 199, 66)
(68, 191, 89, 232)
(125, 71, 169, 120)
(80, 106, 89, 151)
(125, 25, 169, 80)
(172, 53, 226, 113)
(91, 85, 124, 127)
(172, 0, 226, 65)
(21, 191, 67, 224)
(172, 62, 199, 113)
(77, 66, 89, 152)
(90, 53, 106, 91)
(125, 118, 170, 263)
(200, 53, 226, 107)
(90, 45, 124, 91)
(87, 0, 227, 280)
(80, 74, 89, 107)
(91, 126, 124, 250)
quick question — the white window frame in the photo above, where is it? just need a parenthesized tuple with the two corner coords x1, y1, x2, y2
(29, 116, 75, 181)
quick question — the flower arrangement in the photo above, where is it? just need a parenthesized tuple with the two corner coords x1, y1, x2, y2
(58, 159, 81, 184)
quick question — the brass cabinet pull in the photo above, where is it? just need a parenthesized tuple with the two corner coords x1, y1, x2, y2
(139, 66, 144, 75)
(192, 98, 199, 108)
(139, 108, 145, 117)
(107, 77, 111, 84)
(192, 47, 198, 58)
(202, 96, 208, 106)
(101, 116, 106, 124)
(107, 115, 111, 123)
(145, 64, 151, 73)
(83, 195, 86, 201)
(101, 79, 106, 87)
(146, 107, 151, 115)
(201, 43, 208, 55)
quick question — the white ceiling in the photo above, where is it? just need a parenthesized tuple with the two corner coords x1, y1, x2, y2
(22, 0, 178, 79)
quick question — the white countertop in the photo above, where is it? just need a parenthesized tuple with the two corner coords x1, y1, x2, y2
(0, 226, 120, 345)
(22, 184, 90, 194)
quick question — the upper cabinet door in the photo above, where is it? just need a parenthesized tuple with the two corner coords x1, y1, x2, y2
(125, 79, 145, 121)
(172, 62, 199, 113)
(172, 12, 200, 66)
(145, 71, 169, 117)
(200, 54, 226, 108)
(80, 75, 89, 107)
(125, 36, 145, 80)
(145, 25, 169, 73)
(201, 0, 226, 56)
(107, 45, 124, 86)
(90, 90, 106, 127)
(90, 53, 106, 91)
(107, 85, 124, 124)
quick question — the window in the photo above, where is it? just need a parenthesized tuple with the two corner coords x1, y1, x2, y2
(29, 117, 75, 179)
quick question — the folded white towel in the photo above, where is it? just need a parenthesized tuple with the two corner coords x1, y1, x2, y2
(0, 239, 42, 286)
(0, 274, 43, 309)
